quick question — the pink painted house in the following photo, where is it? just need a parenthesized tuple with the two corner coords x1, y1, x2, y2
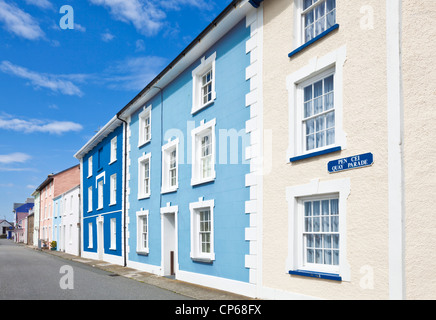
(36, 165, 80, 247)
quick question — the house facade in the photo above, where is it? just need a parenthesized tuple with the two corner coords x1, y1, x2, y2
(31, 190, 40, 247)
(75, 118, 124, 265)
(52, 185, 81, 256)
(113, 1, 264, 297)
(0, 220, 13, 239)
(36, 165, 80, 247)
(257, 0, 436, 300)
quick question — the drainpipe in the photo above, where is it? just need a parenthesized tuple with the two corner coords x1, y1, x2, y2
(117, 115, 128, 267)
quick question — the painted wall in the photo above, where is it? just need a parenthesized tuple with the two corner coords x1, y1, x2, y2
(402, 0, 436, 300)
(81, 124, 124, 264)
(261, 0, 390, 299)
(126, 18, 252, 286)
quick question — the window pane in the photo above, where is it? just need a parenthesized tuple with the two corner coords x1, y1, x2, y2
(314, 80, 323, 97)
(304, 101, 313, 118)
(324, 92, 334, 111)
(315, 249, 323, 264)
(305, 202, 312, 216)
(314, 97, 323, 114)
(307, 249, 314, 263)
(304, 0, 313, 10)
(306, 119, 315, 135)
(326, 129, 335, 145)
(304, 85, 312, 102)
(305, 217, 312, 232)
(316, 131, 325, 148)
(331, 199, 339, 214)
(331, 215, 339, 232)
(322, 217, 330, 232)
(306, 134, 315, 151)
(333, 234, 339, 249)
(333, 250, 339, 265)
(322, 200, 329, 215)
(313, 201, 320, 216)
(324, 250, 332, 265)
(307, 234, 314, 247)
(313, 217, 320, 232)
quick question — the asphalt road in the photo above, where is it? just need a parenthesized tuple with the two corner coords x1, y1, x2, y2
(0, 239, 191, 300)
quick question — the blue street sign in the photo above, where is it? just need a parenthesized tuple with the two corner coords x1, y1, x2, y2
(328, 153, 374, 173)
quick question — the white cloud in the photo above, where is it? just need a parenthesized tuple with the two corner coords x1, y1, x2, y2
(135, 39, 145, 52)
(0, 60, 84, 96)
(24, 0, 53, 10)
(74, 23, 86, 32)
(0, 0, 45, 40)
(89, 0, 165, 36)
(101, 31, 115, 42)
(0, 152, 31, 164)
(0, 115, 83, 135)
(102, 56, 167, 91)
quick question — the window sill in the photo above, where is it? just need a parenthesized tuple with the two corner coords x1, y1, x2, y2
(138, 194, 151, 200)
(136, 250, 149, 256)
(288, 24, 340, 59)
(109, 159, 117, 165)
(191, 175, 216, 187)
(109, 202, 116, 207)
(138, 139, 151, 149)
(191, 99, 215, 115)
(289, 270, 342, 282)
(161, 187, 178, 194)
(289, 146, 341, 163)
(191, 257, 214, 264)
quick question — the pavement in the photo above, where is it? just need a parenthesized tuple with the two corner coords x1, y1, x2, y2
(28, 245, 254, 300)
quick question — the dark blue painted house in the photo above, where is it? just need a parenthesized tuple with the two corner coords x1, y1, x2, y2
(74, 117, 125, 265)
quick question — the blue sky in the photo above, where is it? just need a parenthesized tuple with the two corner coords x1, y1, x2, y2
(0, 0, 232, 221)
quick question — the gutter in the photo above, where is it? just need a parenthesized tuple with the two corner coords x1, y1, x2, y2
(248, 0, 263, 8)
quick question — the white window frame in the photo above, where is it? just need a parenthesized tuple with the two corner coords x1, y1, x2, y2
(110, 136, 117, 164)
(97, 180, 103, 210)
(293, 0, 337, 49)
(88, 222, 93, 249)
(189, 198, 215, 262)
(161, 138, 179, 194)
(191, 119, 216, 186)
(110, 174, 117, 206)
(88, 156, 93, 178)
(138, 105, 151, 147)
(110, 218, 116, 250)
(191, 52, 216, 114)
(138, 153, 151, 199)
(88, 186, 93, 212)
(286, 46, 346, 162)
(286, 178, 351, 281)
(136, 209, 149, 254)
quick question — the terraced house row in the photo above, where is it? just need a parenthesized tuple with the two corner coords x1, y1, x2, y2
(27, 0, 435, 299)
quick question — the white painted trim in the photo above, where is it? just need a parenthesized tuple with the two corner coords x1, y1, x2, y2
(191, 52, 217, 114)
(138, 105, 152, 148)
(386, 0, 405, 300)
(191, 119, 216, 186)
(286, 45, 347, 161)
(161, 138, 179, 194)
(189, 199, 215, 261)
(160, 204, 179, 277)
(286, 178, 351, 281)
(137, 152, 151, 199)
(245, 5, 264, 293)
(136, 209, 149, 254)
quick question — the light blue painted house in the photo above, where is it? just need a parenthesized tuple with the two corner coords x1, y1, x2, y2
(115, 0, 264, 297)
(74, 117, 125, 266)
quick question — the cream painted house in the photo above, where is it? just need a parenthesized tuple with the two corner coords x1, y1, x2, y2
(252, 0, 436, 300)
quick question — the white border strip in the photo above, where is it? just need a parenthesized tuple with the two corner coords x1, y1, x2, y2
(386, 0, 405, 300)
